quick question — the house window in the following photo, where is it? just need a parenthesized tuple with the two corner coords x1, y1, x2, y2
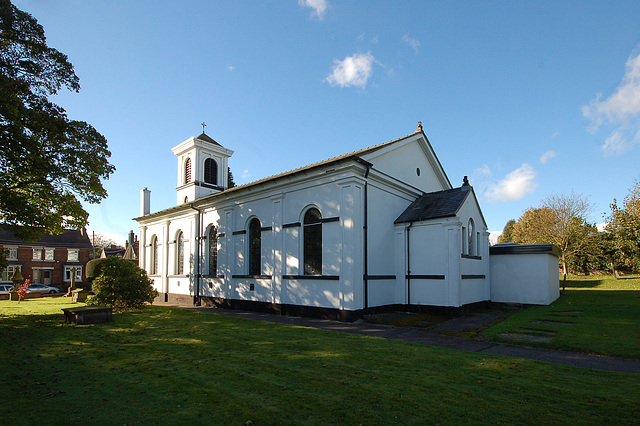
(248, 218, 261, 276)
(7, 248, 17, 260)
(44, 248, 54, 261)
(150, 235, 158, 275)
(67, 249, 79, 262)
(303, 208, 322, 275)
(64, 266, 82, 282)
(468, 219, 475, 256)
(176, 231, 184, 275)
(204, 158, 218, 185)
(208, 226, 217, 275)
(1, 265, 20, 282)
(32, 248, 42, 260)
(185, 158, 192, 184)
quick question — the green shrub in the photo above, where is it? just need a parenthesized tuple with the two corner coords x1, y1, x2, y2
(90, 257, 158, 310)
(85, 257, 109, 281)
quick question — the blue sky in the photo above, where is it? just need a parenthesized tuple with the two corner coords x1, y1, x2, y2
(14, 0, 640, 244)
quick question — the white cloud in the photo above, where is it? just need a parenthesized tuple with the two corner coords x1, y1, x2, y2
(539, 150, 557, 164)
(325, 52, 375, 89)
(583, 49, 640, 155)
(299, 0, 328, 20)
(489, 231, 502, 245)
(602, 130, 640, 156)
(596, 222, 608, 232)
(241, 169, 250, 179)
(484, 164, 538, 203)
(227, 65, 234, 72)
(583, 52, 640, 128)
(401, 34, 420, 55)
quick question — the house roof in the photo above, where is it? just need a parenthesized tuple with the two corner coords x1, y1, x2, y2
(137, 130, 423, 221)
(0, 228, 93, 249)
(196, 132, 221, 146)
(394, 185, 472, 224)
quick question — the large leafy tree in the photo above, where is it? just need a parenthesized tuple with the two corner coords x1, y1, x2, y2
(510, 193, 595, 279)
(607, 177, 640, 273)
(496, 219, 516, 244)
(0, 1, 114, 241)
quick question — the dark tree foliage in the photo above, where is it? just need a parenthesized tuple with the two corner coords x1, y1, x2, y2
(227, 167, 236, 188)
(90, 257, 158, 311)
(0, 248, 7, 273)
(0, 1, 114, 241)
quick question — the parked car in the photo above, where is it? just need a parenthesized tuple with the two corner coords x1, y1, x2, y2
(0, 284, 14, 294)
(27, 283, 60, 294)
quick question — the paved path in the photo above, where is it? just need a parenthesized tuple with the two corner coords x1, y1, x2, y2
(154, 303, 640, 374)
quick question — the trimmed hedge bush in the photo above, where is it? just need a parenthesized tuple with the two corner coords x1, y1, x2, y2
(85, 257, 109, 281)
(90, 257, 158, 310)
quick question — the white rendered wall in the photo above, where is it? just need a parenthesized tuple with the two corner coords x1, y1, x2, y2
(490, 252, 560, 305)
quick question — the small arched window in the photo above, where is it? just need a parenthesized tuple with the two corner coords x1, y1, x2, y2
(150, 235, 158, 275)
(176, 231, 184, 275)
(204, 158, 218, 185)
(303, 208, 322, 275)
(248, 218, 261, 276)
(468, 218, 475, 256)
(184, 158, 192, 184)
(208, 226, 217, 275)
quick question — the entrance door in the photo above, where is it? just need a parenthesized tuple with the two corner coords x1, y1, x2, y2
(43, 270, 52, 285)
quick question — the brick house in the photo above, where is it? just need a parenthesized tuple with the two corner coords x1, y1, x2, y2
(0, 228, 93, 287)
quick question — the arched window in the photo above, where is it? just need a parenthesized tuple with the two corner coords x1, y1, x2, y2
(184, 158, 192, 184)
(204, 158, 218, 185)
(176, 231, 184, 275)
(248, 218, 261, 276)
(150, 235, 158, 275)
(468, 218, 475, 256)
(208, 226, 217, 275)
(303, 208, 322, 275)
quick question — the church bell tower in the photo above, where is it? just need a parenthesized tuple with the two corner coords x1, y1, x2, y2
(171, 130, 234, 205)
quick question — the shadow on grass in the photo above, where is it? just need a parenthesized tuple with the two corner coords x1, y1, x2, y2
(563, 279, 604, 288)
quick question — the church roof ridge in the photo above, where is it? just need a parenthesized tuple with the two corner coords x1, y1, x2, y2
(218, 131, 418, 192)
(136, 131, 421, 220)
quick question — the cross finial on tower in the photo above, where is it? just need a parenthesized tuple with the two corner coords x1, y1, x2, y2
(201, 122, 207, 133)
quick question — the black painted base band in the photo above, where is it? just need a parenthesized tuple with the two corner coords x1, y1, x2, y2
(155, 293, 492, 322)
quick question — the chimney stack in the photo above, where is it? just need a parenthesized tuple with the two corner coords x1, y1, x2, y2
(141, 188, 151, 216)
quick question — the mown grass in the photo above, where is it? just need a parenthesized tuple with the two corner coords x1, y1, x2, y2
(1, 297, 639, 425)
(484, 275, 640, 358)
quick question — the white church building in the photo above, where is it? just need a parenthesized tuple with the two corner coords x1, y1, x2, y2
(135, 124, 557, 320)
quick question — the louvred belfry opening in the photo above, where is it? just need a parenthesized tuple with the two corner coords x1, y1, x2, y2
(184, 158, 192, 184)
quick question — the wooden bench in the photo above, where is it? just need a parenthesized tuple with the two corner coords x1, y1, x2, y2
(62, 306, 113, 325)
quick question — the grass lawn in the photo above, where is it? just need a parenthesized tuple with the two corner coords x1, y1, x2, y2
(484, 275, 640, 358)
(1, 298, 639, 425)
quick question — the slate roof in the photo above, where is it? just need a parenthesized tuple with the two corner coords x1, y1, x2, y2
(0, 228, 93, 249)
(196, 132, 221, 146)
(395, 185, 472, 224)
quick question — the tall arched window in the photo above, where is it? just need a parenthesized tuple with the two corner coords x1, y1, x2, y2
(468, 218, 475, 256)
(303, 208, 322, 275)
(184, 158, 192, 184)
(176, 231, 184, 275)
(204, 158, 218, 185)
(248, 218, 261, 276)
(208, 226, 217, 275)
(150, 235, 158, 275)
